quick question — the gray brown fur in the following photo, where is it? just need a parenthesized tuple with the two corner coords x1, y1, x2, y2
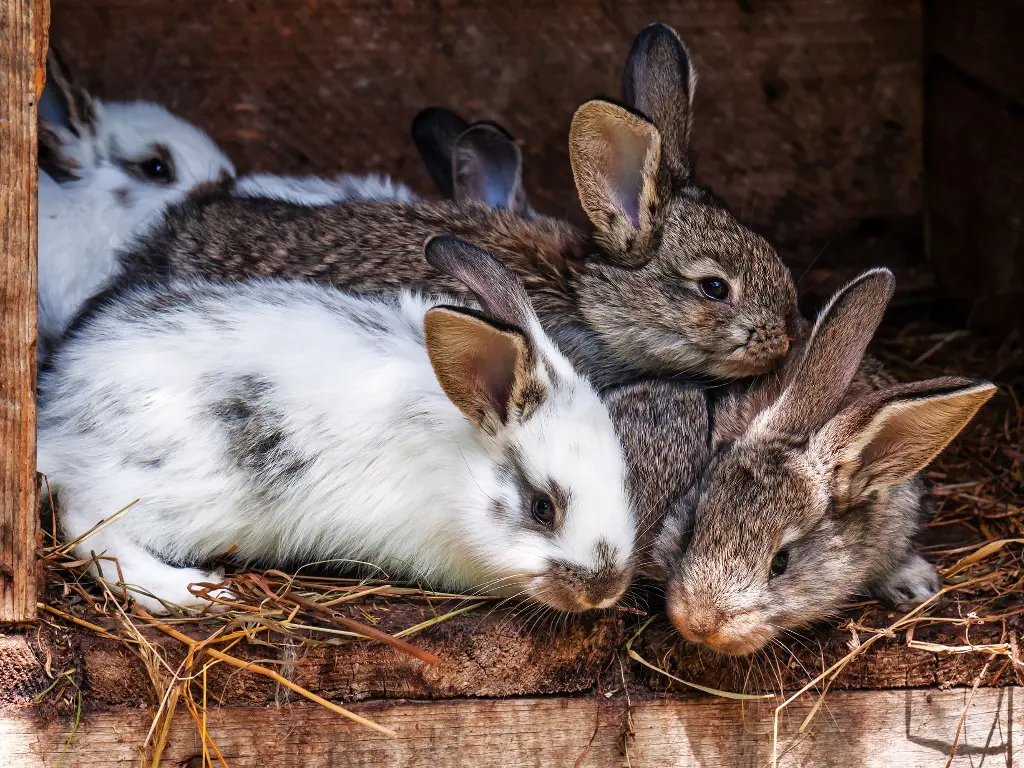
(112, 23, 798, 389)
(605, 270, 995, 655)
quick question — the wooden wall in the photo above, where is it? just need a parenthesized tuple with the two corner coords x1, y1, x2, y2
(926, 1, 1024, 334)
(48, 0, 923, 262)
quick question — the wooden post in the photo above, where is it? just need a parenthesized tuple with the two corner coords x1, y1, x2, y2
(0, 0, 48, 623)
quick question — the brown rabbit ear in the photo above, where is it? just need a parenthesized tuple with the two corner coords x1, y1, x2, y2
(423, 235, 538, 334)
(424, 306, 546, 433)
(621, 22, 696, 182)
(411, 107, 472, 199)
(453, 122, 532, 216)
(569, 100, 661, 267)
(820, 378, 996, 501)
(762, 268, 895, 436)
(40, 47, 97, 137)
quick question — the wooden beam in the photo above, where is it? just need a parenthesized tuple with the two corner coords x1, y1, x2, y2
(3, 688, 1020, 767)
(925, 63, 1024, 334)
(0, 0, 48, 623)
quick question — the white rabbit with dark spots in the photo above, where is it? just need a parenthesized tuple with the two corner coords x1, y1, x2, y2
(38, 237, 637, 615)
(37, 49, 235, 362)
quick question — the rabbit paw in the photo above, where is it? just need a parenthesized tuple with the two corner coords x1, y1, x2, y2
(871, 554, 941, 609)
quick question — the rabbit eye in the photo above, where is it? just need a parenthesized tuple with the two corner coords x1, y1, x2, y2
(531, 495, 556, 527)
(770, 548, 789, 579)
(699, 277, 730, 301)
(136, 156, 175, 184)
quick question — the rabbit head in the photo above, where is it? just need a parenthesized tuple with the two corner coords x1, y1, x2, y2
(413, 107, 535, 217)
(662, 268, 995, 655)
(39, 48, 235, 216)
(424, 236, 636, 610)
(569, 23, 797, 380)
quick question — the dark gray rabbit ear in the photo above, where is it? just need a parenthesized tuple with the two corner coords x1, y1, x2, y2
(621, 22, 697, 183)
(40, 47, 97, 137)
(411, 107, 472, 199)
(762, 268, 896, 436)
(453, 122, 532, 216)
(423, 235, 538, 334)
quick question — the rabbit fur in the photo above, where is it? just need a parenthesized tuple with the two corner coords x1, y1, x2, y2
(37, 237, 637, 615)
(606, 269, 994, 656)
(112, 24, 798, 389)
(37, 50, 235, 363)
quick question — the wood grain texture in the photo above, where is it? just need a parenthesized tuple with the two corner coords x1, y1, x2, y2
(925, 64, 1024, 334)
(0, 0, 47, 623)
(3, 688, 1020, 767)
(47, 0, 922, 258)
(0, 597, 1014, 710)
(927, 0, 1024, 107)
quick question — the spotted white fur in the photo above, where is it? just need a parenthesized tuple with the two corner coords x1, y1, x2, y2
(38, 278, 635, 613)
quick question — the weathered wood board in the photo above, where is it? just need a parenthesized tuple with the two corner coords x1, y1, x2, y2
(0, 0, 48, 623)
(3, 688, 1020, 767)
(47, 0, 923, 258)
(925, 2, 1024, 334)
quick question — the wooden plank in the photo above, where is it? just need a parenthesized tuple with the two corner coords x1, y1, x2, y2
(48, 0, 922, 258)
(925, 65, 1024, 333)
(0, 0, 48, 623)
(2, 688, 1020, 767)
(1, 597, 1011, 709)
(927, 0, 1024, 107)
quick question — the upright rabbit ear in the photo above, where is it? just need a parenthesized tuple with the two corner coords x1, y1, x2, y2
(760, 268, 895, 436)
(453, 122, 533, 216)
(569, 100, 661, 266)
(622, 22, 697, 183)
(411, 107, 472, 199)
(820, 378, 996, 501)
(424, 306, 545, 433)
(40, 47, 97, 137)
(424, 235, 538, 335)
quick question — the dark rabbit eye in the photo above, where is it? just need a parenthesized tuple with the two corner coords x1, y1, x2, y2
(699, 277, 730, 301)
(532, 495, 556, 527)
(138, 156, 174, 183)
(770, 548, 789, 578)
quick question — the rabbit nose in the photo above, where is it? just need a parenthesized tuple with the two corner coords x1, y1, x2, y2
(747, 325, 790, 361)
(667, 599, 727, 645)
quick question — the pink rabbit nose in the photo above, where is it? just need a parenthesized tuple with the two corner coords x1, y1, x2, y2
(668, 600, 726, 645)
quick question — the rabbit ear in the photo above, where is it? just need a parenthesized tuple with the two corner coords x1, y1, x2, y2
(569, 100, 661, 267)
(818, 378, 996, 501)
(621, 22, 696, 182)
(424, 306, 546, 433)
(760, 268, 895, 436)
(40, 47, 97, 137)
(453, 122, 532, 216)
(424, 235, 539, 335)
(411, 107, 472, 199)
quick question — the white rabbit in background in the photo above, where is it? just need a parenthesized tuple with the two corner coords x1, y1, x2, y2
(37, 49, 235, 362)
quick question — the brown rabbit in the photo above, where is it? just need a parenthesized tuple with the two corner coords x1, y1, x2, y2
(113, 23, 797, 388)
(625, 268, 994, 656)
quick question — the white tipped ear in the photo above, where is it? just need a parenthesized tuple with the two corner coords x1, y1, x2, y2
(568, 100, 661, 267)
(424, 306, 546, 433)
(824, 378, 996, 499)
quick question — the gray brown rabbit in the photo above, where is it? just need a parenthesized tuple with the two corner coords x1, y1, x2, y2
(606, 268, 994, 655)
(111, 23, 797, 388)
